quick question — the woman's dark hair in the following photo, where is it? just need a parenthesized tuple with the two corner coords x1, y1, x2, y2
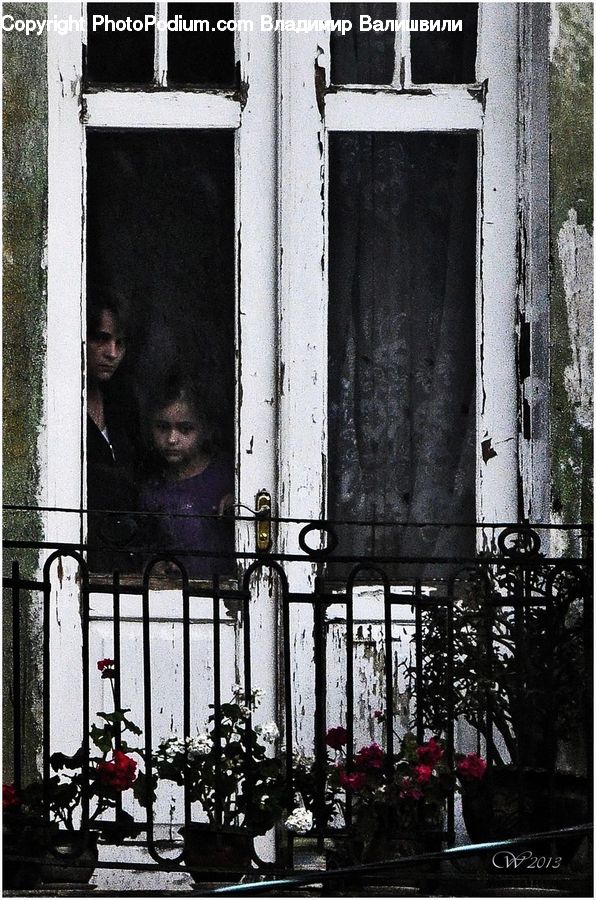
(87, 293, 130, 339)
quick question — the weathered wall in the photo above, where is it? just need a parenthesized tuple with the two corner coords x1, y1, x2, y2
(2, 1, 48, 780)
(550, 3, 594, 530)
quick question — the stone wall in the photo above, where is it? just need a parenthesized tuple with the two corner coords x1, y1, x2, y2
(2, 1, 48, 780)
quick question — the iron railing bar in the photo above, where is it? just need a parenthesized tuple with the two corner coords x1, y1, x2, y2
(11, 560, 22, 791)
(4, 503, 592, 531)
(414, 578, 424, 745)
(383, 577, 394, 764)
(137, 562, 183, 864)
(212, 578, 223, 828)
(4, 822, 593, 874)
(345, 575, 355, 827)
(182, 570, 192, 827)
(81, 556, 91, 832)
(42, 557, 52, 825)
(241, 566, 254, 820)
(3, 575, 44, 590)
(203, 825, 594, 894)
(3, 542, 591, 568)
(312, 575, 327, 843)
(446, 576, 455, 846)
(282, 573, 293, 830)
(112, 570, 124, 827)
(140, 570, 157, 863)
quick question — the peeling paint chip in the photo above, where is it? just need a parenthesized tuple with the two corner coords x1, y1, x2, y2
(481, 438, 498, 463)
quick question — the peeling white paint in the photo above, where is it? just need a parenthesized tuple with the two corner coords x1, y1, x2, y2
(557, 208, 594, 429)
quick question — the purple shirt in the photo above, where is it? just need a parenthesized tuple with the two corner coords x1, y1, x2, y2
(140, 456, 234, 578)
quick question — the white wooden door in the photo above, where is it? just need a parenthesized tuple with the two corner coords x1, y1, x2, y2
(45, 3, 281, 846)
(44, 1, 527, 861)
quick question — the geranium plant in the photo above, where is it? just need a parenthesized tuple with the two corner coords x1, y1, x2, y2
(45, 658, 150, 835)
(155, 686, 285, 836)
(3, 658, 150, 884)
(288, 727, 486, 855)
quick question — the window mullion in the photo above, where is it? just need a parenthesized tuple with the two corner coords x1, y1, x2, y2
(393, 0, 411, 89)
(154, 0, 168, 86)
(325, 89, 483, 132)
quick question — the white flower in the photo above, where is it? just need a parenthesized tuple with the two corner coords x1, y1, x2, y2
(186, 733, 212, 758)
(285, 807, 313, 834)
(258, 722, 280, 744)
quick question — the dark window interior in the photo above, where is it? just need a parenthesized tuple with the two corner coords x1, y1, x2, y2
(330, 2, 397, 85)
(328, 132, 477, 570)
(410, 3, 478, 84)
(85, 2, 236, 87)
(86, 130, 235, 574)
(86, 3, 155, 85)
(86, 129, 235, 462)
(329, 2, 478, 87)
(167, 3, 235, 87)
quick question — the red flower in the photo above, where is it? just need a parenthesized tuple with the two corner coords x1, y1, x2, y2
(3, 784, 20, 810)
(456, 753, 487, 782)
(326, 726, 348, 750)
(416, 737, 444, 766)
(413, 763, 433, 784)
(97, 658, 114, 671)
(338, 770, 368, 791)
(96, 751, 137, 791)
(355, 742, 385, 770)
(399, 777, 423, 801)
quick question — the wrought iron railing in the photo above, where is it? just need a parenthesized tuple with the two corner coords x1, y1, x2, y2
(3, 513, 593, 892)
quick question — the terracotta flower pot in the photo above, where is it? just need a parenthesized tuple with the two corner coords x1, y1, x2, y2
(179, 823, 253, 883)
(3, 841, 42, 889)
(40, 830, 99, 885)
(327, 812, 444, 891)
(461, 767, 589, 865)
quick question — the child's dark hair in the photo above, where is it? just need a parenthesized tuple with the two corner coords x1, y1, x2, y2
(151, 375, 220, 456)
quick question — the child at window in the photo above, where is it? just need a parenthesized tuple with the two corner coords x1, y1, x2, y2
(139, 381, 234, 579)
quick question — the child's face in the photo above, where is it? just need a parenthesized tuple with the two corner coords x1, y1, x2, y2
(152, 399, 204, 473)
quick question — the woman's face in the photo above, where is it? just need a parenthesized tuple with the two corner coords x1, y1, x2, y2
(87, 310, 126, 384)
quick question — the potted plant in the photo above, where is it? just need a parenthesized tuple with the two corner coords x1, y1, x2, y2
(3, 782, 50, 888)
(415, 550, 590, 858)
(4, 658, 150, 887)
(154, 686, 285, 880)
(288, 727, 486, 873)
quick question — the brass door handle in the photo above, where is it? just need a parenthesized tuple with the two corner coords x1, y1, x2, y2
(255, 489, 272, 553)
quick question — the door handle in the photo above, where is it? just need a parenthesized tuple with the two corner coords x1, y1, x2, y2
(255, 489, 272, 553)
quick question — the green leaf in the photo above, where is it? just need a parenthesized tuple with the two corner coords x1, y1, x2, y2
(133, 771, 157, 808)
(401, 732, 418, 761)
(90, 723, 114, 755)
(49, 747, 85, 771)
(97, 709, 131, 724)
(121, 715, 142, 736)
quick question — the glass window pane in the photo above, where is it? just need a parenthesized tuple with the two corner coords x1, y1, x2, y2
(86, 131, 235, 577)
(410, 3, 478, 84)
(330, 2, 397, 85)
(86, 3, 155, 85)
(167, 2, 236, 87)
(328, 132, 477, 566)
